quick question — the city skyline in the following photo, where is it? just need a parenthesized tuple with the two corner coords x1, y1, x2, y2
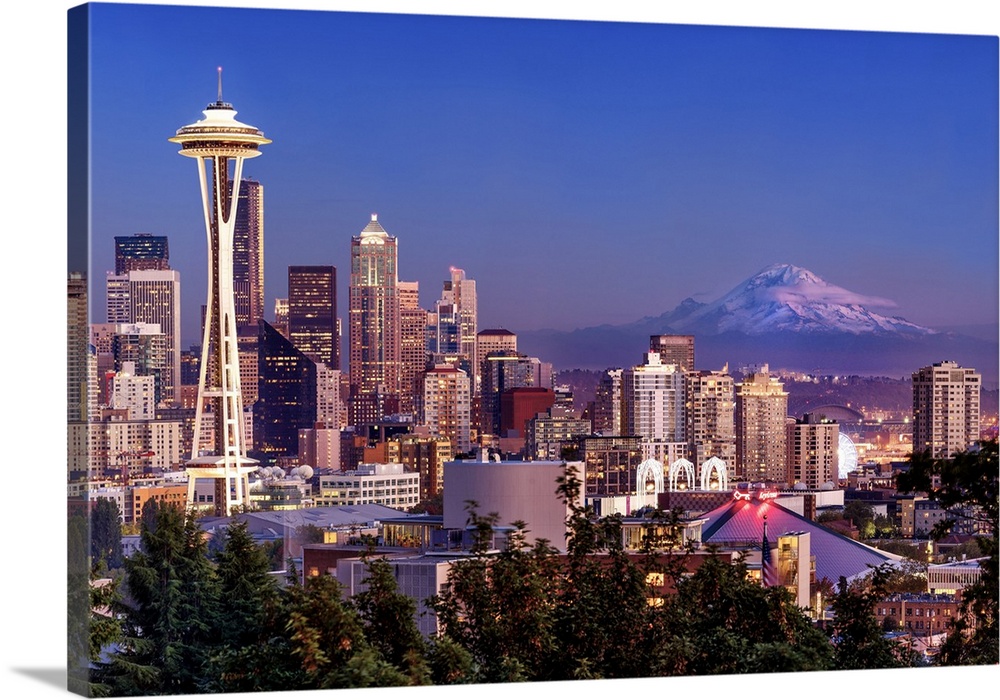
(78, 2, 998, 351)
(12, 3, 998, 700)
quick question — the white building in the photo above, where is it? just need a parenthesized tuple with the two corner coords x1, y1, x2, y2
(622, 352, 686, 443)
(111, 362, 156, 420)
(106, 269, 182, 404)
(336, 554, 456, 636)
(315, 463, 420, 509)
(443, 456, 584, 551)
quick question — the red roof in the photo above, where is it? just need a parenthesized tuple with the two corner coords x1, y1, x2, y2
(700, 496, 899, 583)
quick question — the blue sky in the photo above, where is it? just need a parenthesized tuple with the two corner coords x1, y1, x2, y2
(78, 2, 999, 348)
(2, 3, 998, 700)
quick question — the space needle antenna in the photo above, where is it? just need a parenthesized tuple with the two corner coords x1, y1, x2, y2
(217, 66, 223, 103)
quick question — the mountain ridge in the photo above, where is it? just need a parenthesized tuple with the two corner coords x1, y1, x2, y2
(514, 263, 998, 383)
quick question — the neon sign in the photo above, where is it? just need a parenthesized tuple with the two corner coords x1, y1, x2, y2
(732, 489, 780, 502)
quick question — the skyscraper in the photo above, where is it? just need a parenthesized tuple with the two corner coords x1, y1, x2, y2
(68, 273, 89, 422)
(288, 265, 338, 369)
(106, 269, 182, 404)
(114, 233, 169, 273)
(254, 320, 317, 460)
(231, 177, 265, 331)
(420, 363, 472, 455)
(650, 334, 695, 372)
(912, 361, 981, 459)
(686, 367, 736, 469)
(434, 267, 477, 382)
(735, 365, 788, 483)
(398, 280, 429, 417)
(348, 213, 401, 403)
(786, 413, 839, 489)
(622, 352, 687, 465)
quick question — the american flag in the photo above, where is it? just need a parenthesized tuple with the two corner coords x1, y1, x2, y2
(761, 515, 778, 587)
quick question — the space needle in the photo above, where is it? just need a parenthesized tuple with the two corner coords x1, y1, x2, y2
(169, 69, 271, 516)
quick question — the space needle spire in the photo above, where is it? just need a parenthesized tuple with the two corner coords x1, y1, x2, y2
(169, 72, 271, 516)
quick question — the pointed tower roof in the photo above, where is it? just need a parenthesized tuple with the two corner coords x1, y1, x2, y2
(360, 212, 388, 236)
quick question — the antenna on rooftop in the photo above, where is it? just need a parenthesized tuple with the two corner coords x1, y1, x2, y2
(217, 66, 223, 103)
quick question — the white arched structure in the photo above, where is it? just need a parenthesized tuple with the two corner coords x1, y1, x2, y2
(699, 456, 729, 491)
(667, 458, 695, 491)
(636, 458, 664, 495)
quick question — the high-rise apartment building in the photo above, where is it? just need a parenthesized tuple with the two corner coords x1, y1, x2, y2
(622, 352, 686, 444)
(114, 233, 169, 274)
(735, 365, 788, 483)
(398, 280, 429, 418)
(348, 214, 401, 405)
(288, 265, 338, 369)
(231, 178, 265, 331)
(433, 267, 477, 384)
(686, 367, 736, 468)
(106, 269, 181, 404)
(786, 413, 839, 489)
(649, 334, 695, 372)
(68, 273, 89, 422)
(912, 361, 981, 459)
(591, 368, 623, 435)
(420, 364, 472, 455)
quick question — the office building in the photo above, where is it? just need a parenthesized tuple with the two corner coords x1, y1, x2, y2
(254, 319, 317, 461)
(348, 213, 401, 404)
(735, 365, 788, 483)
(68, 273, 90, 422)
(105, 269, 181, 404)
(288, 265, 338, 370)
(649, 334, 695, 372)
(591, 368, 623, 435)
(398, 280, 429, 417)
(912, 361, 981, 459)
(480, 350, 540, 437)
(114, 233, 169, 274)
(433, 267, 477, 382)
(315, 463, 420, 509)
(231, 178, 265, 331)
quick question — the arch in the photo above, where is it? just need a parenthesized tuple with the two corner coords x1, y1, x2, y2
(636, 458, 664, 495)
(667, 458, 695, 491)
(699, 456, 729, 491)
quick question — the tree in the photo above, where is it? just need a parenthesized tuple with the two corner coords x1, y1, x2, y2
(664, 551, 834, 675)
(353, 556, 430, 684)
(828, 564, 916, 670)
(897, 440, 998, 665)
(100, 502, 222, 696)
(202, 518, 290, 693)
(429, 504, 560, 683)
(91, 497, 124, 573)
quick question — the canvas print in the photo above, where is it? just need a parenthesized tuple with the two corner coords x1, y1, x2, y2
(67, 2, 999, 697)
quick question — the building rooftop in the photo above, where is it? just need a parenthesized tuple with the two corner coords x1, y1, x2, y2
(700, 494, 902, 583)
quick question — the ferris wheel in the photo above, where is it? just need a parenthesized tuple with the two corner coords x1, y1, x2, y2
(838, 433, 859, 479)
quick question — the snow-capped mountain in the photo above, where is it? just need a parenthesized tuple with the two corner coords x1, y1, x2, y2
(660, 263, 934, 336)
(516, 263, 997, 381)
